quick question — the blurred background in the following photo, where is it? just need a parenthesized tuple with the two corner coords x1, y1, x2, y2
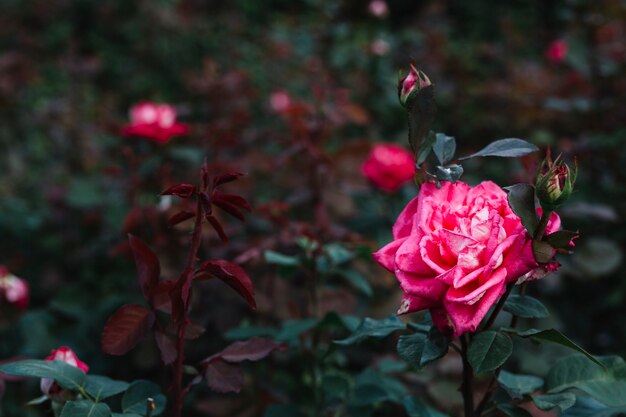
(0, 0, 624, 416)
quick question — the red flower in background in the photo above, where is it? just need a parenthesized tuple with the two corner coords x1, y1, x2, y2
(121, 102, 190, 144)
(0, 266, 29, 310)
(40, 346, 89, 398)
(546, 39, 568, 63)
(362, 143, 415, 192)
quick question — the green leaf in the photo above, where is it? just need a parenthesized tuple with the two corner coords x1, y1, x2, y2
(60, 401, 111, 417)
(498, 370, 544, 398)
(561, 397, 626, 417)
(511, 328, 602, 366)
(496, 403, 533, 417)
(407, 85, 436, 154)
(404, 397, 449, 417)
(26, 396, 49, 405)
(84, 375, 129, 401)
(276, 319, 319, 342)
(397, 327, 450, 369)
(264, 250, 300, 266)
(417, 131, 437, 165)
(432, 133, 456, 165)
(121, 380, 166, 416)
(533, 393, 577, 411)
(505, 183, 538, 236)
(334, 315, 406, 345)
(335, 269, 372, 297)
(324, 243, 354, 264)
(547, 355, 626, 407)
(0, 359, 86, 391)
(224, 325, 278, 340)
(351, 368, 406, 406)
(532, 240, 555, 263)
(459, 138, 539, 160)
(468, 331, 513, 374)
(435, 164, 464, 183)
(504, 295, 549, 318)
(545, 230, 578, 250)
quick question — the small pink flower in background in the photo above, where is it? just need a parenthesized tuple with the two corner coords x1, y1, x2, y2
(370, 39, 390, 56)
(269, 90, 292, 114)
(362, 144, 415, 192)
(0, 266, 29, 310)
(40, 347, 89, 398)
(368, 0, 389, 18)
(121, 101, 190, 144)
(546, 39, 568, 63)
(374, 181, 563, 336)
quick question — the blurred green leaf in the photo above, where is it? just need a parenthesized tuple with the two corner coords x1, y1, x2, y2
(505, 183, 538, 237)
(468, 331, 513, 374)
(533, 393, 577, 412)
(60, 401, 111, 417)
(460, 138, 538, 160)
(432, 133, 456, 165)
(504, 295, 549, 319)
(335, 316, 405, 346)
(498, 370, 543, 398)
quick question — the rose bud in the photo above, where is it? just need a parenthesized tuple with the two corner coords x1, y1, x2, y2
(398, 65, 432, 108)
(0, 267, 29, 311)
(535, 152, 577, 210)
(40, 347, 89, 401)
(362, 143, 415, 192)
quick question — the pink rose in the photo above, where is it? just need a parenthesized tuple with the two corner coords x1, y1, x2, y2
(546, 40, 567, 63)
(121, 102, 190, 144)
(373, 181, 561, 336)
(40, 347, 89, 398)
(0, 267, 29, 310)
(362, 144, 415, 192)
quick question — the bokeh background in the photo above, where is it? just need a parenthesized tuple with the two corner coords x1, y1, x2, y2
(1, 0, 625, 416)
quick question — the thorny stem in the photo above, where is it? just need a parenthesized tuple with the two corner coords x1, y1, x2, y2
(481, 283, 515, 332)
(172, 198, 203, 417)
(460, 334, 475, 417)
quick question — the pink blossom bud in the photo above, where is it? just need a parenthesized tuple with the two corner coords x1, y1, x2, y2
(122, 101, 189, 144)
(535, 151, 577, 210)
(0, 267, 29, 310)
(368, 0, 389, 18)
(40, 347, 89, 398)
(269, 91, 291, 113)
(398, 65, 432, 108)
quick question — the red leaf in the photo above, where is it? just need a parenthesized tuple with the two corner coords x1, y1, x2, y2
(204, 360, 243, 394)
(215, 192, 252, 212)
(154, 331, 177, 365)
(102, 304, 155, 355)
(168, 210, 195, 227)
(212, 172, 245, 187)
(211, 338, 285, 363)
(213, 199, 245, 222)
(169, 269, 193, 323)
(200, 260, 256, 309)
(150, 280, 175, 313)
(166, 321, 206, 340)
(206, 215, 228, 242)
(160, 183, 196, 198)
(128, 235, 160, 304)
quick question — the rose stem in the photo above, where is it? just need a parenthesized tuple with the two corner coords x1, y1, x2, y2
(460, 334, 475, 417)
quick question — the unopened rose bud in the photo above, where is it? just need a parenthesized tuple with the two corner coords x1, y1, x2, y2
(0, 267, 29, 310)
(40, 347, 89, 400)
(535, 152, 577, 210)
(398, 65, 432, 108)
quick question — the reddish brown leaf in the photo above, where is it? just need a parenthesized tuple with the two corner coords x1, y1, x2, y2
(206, 215, 228, 242)
(154, 331, 177, 365)
(102, 304, 155, 355)
(150, 280, 175, 313)
(128, 235, 160, 304)
(166, 321, 206, 340)
(204, 360, 243, 394)
(213, 199, 245, 222)
(215, 192, 252, 212)
(213, 338, 284, 363)
(212, 172, 245, 187)
(200, 260, 256, 309)
(160, 183, 196, 198)
(168, 210, 195, 227)
(169, 269, 193, 323)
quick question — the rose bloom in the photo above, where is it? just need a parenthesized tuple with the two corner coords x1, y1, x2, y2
(374, 181, 561, 336)
(40, 347, 89, 398)
(0, 266, 29, 310)
(121, 102, 190, 144)
(362, 144, 415, 192)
